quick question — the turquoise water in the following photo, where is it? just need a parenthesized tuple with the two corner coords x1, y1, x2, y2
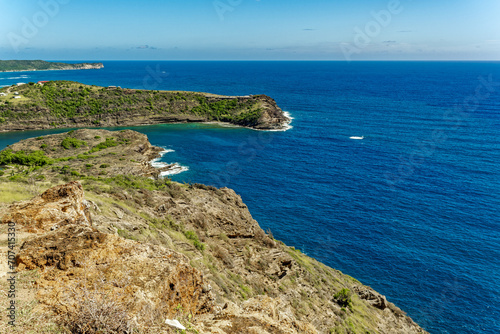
(1, 61, 499, 333)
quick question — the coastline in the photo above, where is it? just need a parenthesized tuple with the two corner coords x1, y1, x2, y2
(0, 117, 292, 133)
(0, 67, 103, 73)
(0, 60, 104, 73)
(0, 127, 430, 333)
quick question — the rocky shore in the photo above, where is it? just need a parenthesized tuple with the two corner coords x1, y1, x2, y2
(0, 129, 429, 333)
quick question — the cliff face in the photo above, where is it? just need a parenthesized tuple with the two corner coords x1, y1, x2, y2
(0, 129, 428, 333)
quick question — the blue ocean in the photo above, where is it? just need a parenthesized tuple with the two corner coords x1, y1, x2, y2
(1, 61, 499, 333)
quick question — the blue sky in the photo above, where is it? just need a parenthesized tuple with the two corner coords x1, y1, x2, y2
(0, 0, 499, 60)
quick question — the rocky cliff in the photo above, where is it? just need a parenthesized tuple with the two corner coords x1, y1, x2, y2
(0, 81, 290, 131)
(0, 129, 428, 333)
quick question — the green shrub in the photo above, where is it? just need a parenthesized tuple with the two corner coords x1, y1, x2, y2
(61, 137, 87, 149)
(77, 154, 97, 160)
(88, 137, 118, 153)
(71, 170, 81, 176)
(184, 230, 205, 251)
(184, 231, 197, 240)
(0, 149, 54, 166)
(61, 165, 71, 174)
(334, 288, 352, 308)
(99, 164, 110, 168)
(9, 174, 27, 182)
(40, 144, 48, 149)
(56, 156, 75, 162)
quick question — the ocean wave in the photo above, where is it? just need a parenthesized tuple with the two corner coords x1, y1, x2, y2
(1, 76, 30, 80)
(267, 111, 294, 132)
(159, 148, 175, 155)
(160, 164, 189, 177)
(151, 160, 168, 168)
(150, 149, 173, 167)
(150, 149, 188, 176)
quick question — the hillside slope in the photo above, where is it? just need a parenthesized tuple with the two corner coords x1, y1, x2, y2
(0, 129, 428, 334)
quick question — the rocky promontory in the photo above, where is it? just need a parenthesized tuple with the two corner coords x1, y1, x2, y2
(0, 129, 428, 333)
(0, 80, 290, 131)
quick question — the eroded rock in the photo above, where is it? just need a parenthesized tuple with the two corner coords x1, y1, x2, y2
(1, 181, 91, 233)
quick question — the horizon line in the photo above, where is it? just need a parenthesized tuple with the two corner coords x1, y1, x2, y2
(39, 59, 500, 62)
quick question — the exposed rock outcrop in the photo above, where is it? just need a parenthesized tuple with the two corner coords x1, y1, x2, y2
(1, 181, 91, 233)
(0, 130, 429, 333)
(17, 224, 215, 318)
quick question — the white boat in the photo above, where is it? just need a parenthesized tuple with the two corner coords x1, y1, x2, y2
(350, 136, 364, 140)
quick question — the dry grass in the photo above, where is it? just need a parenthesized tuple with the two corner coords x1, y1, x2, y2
(254, 228, 276, 248)
(212, 244, 234, 267)
(0, 269, 67, 333)
(0, 181, 34, 203)
(57, 265, 135, 334)
(0, 300, 68, 334)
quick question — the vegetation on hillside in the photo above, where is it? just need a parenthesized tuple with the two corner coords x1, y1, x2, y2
(0, 80, 267, 128)
(0, 60, 102, 72)
(0, 149, 54, 167)
(0, 130, 427, 334)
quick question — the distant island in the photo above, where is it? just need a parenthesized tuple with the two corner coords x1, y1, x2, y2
(0, 60, 104, 72)
(0, 80, 290, 131)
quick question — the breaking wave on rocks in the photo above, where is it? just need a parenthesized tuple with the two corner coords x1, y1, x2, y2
(160, 164, 189, 177)
(150, 148, 189, 177)
(150, 149, 174, 168)
(270, 111, 293, 132)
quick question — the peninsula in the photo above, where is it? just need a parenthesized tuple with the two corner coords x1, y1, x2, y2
(0, 60, 104, 72)
(0, 80, 289, 131)
(0, 128, 428, 333)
